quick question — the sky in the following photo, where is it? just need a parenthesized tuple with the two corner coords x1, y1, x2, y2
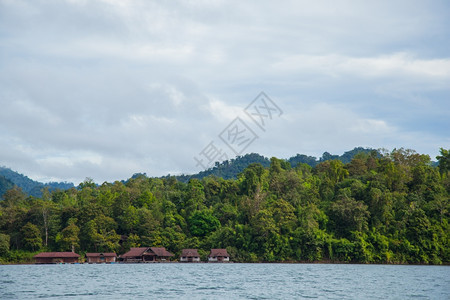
(0, 0, 449, 185)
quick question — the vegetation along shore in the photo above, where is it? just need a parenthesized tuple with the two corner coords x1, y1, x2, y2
(1, 148, 449, 265)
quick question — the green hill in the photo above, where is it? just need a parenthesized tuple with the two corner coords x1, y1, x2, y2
(173, 147, 376, 182)
(1, 147, 378, 195)
(1, 147, 448, 265)
(0, 167, 74, 198)
(0, 175, 14, 199)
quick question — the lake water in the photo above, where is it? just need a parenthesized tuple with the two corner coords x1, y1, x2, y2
(0, 264, 449, 299)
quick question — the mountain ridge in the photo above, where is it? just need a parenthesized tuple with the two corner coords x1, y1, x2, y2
(1, 147, 376, 197)
(169, 147, 376, 182)
(0, 166, 74, 198)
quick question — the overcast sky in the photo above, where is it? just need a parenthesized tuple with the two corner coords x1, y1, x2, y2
(1, 0, 449, 184)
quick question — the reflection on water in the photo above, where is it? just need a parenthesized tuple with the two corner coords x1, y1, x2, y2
(0, 264, 449, 299)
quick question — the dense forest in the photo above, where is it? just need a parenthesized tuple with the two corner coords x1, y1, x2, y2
(0, 148, 449, 264)
(0, 148, 372, 195)
(173, 147, 374, 182)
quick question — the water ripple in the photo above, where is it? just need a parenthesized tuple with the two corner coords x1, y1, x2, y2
(0, 264, 449, 299)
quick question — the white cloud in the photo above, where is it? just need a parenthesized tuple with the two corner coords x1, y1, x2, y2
(272, 53, 450, 81)
(206, 98, 243, 123)
(350, 119, 391, 134)
(340, 53, 450, 79)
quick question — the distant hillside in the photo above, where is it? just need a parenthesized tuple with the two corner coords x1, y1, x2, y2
(1, 147, 376, 195)
(0, 167, 74, 198)
(172, 147, 376, 182)
(0, 175, 15, 199)
(319, 147, 377, 164)
(174, 153, 271, 182)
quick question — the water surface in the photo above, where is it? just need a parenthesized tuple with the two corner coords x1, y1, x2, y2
(1, 264, 449, 299)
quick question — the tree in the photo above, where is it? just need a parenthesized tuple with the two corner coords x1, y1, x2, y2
(78, 177, 97, 189)
(184, 179, 206, 215)
(1, 187, 26, 207)
(329, 191, 370, 238)
(0, 176, 14, 200)
(270, 198, 296, 234)
(250, 209, 279, 261)
(21, 222, 42, 251)
(436, 148, 450, 174)
(81, 215, 120, 252)
(119, 205, 139, 233)
(240, 163, 268, 196)
(56, 221, 80, 252)
(136, 207, 160, 238)
(346, 156, 368, 176)
(294, 204, 328, 261)
(315, 160, 349, 185)
(122, 233, 140, 252)
(29, 199, 56, 248)
(188, 210, 220, 237)
(0, 233, 10, 255)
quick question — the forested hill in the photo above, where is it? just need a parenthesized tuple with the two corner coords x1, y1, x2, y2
(0, 147, 433, 199)
(174, 153, 271, 182)
(0, 175, 14, 199)
(0, 167, 74, 198)
(1, 148, 375, 197)
(174, 147, 375, 182)
(0, 148, 448, 265)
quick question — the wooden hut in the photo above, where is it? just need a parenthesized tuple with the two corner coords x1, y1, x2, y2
(180, 249, 200, 262)
(85, 253, 117, 263)
(34, 252, 80, 264)
(208, 249, 230, 262)
(120, 247, 174, 263)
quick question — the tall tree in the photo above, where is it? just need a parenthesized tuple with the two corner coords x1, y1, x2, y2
(56, 220, 80, 252)
(436, 148, 450, 174)
(0, 233, 10, 256)
(21, 222, 42, 251)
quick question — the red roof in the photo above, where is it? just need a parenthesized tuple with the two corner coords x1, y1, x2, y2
(208, 249, 229, 257)
(34, 252, 80, 258)
(121, 247, 174, 258)
(150, 247, 174, 257)
(121, 247, 149, 258)
(85, 253, 117, 257)
(181, 249, 200, 257)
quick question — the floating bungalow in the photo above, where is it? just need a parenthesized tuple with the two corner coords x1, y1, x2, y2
(208, 249, 230, 262)
(120, 247, 174, 263)
(34, 252, 80, 264)
(85, 253, 117, 263)
(180, 249, 201, 262)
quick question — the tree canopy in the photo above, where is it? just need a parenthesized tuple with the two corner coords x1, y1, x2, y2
(0, 148, 448, 264)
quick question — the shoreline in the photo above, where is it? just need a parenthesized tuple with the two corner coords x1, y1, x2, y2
(2, 261, 449, 266)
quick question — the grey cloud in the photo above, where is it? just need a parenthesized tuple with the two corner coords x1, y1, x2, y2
(0, 0, 449, 183)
